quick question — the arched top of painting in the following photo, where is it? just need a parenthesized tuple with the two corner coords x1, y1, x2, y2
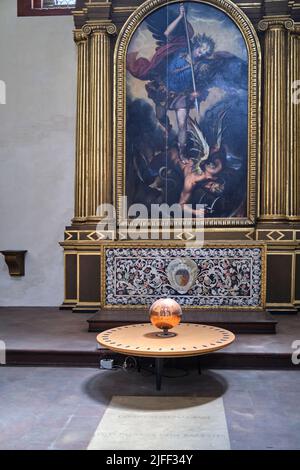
(115, 0, 260, 62)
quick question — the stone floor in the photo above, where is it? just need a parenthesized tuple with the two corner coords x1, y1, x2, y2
(0, 307, 299, 354)
(0, 366, 299, 450)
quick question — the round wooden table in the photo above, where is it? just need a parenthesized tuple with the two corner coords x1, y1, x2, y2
(97, 323, 235, 390)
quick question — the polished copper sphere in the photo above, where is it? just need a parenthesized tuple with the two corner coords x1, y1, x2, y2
(149, 298, 182, 337)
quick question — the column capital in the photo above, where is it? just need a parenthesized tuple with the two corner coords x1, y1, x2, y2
(82, 22, 117, 36)
(73, 1, 114, 30)
(258, 16, 295, 32)
(73, 29, 89, 44)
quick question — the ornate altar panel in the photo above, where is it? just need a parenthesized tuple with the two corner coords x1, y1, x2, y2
(103, 245, 265, 308)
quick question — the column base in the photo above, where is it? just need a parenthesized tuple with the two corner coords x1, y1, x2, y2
(59, 302, 77, 311)
(72, 303, 100, 313)
(267, 307, 298, 315)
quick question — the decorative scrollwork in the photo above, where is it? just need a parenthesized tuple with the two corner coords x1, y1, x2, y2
(82, 24, 92, 36)
(258, 16, 295, 32)
(73, 30, 89, 44)
(81, 23, 117, 36)
(104, 246, 265, 308)
(257, 20, 268, 32)
(285, 19, 295, 30)
(106, 23, 117, 35)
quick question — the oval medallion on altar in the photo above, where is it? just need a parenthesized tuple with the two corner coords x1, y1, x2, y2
(166, 258, 199, 294)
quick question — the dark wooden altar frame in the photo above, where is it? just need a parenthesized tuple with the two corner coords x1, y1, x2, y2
(59, 0, 300, 314)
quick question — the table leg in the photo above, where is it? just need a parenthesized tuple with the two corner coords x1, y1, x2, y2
(155, 358, 163, 391)
(198, 359, 202, 375)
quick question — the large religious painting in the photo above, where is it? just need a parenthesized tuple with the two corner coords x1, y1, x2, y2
(115, 0, 260, 226)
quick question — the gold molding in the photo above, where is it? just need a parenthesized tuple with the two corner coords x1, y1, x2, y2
(113, 6, 137, 13)
(236, 2, 261, 7)
(65, 231, 77, 241)
(256, 229, 300, 242)
(266, 303, 295, 307)
(292, 249, 296, 303)
(296, 250, 300, 302)
(60, 239, 300, 250)
(114, 0, 261, 227)
(266, 230, 285, 241)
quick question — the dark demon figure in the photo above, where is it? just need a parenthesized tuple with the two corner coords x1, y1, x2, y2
(126, 2, 248, 218)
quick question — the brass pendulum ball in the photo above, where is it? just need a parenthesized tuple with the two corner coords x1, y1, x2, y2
(149, 298, 182, 337)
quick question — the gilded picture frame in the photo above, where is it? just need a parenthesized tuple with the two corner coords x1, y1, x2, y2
(113, 0, 261, 227)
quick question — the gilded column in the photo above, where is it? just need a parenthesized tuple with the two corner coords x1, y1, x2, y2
(82, 23, 117, 219)
(73, 30, 89, 221)
(289, 30, 300, 220)
(258, 17, 294, 221)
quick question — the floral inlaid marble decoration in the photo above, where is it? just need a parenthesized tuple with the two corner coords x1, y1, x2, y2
(104, 247, 264, 308)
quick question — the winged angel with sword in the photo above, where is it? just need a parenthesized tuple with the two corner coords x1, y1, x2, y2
(127, 2, 248, 217)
